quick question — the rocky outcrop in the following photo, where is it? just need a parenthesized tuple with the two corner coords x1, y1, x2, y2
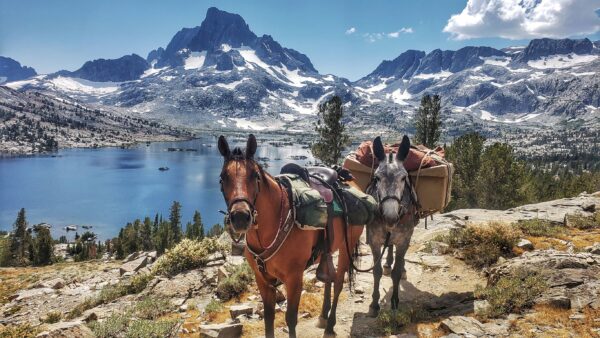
(35, 320, 94, 338)
(56, 54, 149, 82)
(0, 56, 37, 83)
(513, 38, 594, 63)
(489, 250, 600, 311)
(199, 322, 243, 338)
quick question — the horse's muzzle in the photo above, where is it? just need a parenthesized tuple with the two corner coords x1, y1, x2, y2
(229, 208, 252, 233)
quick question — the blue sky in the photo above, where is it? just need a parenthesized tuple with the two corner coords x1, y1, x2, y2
(1, 0, 599, 80)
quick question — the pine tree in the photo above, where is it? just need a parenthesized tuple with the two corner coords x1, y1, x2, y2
(169, 201, 182, 245)
(33, 227, 54, 266)
(311, 96, 350, 166)
(476, 143, 527, 209)
(414, 94, 442, 148)
(141, 217, 153, 251)
(186, 211, 204, 240)
(446, 132, 485, 209)
(9, 208, 29, 266)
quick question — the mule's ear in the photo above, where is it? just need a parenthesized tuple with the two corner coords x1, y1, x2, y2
(397, 135, 410, 162)
(218, 135, 230, 158)
(373, 136, 385, 162)
(246, 134, 257, 159)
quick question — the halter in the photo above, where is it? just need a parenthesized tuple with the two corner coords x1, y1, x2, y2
(220, 168, 261, 233)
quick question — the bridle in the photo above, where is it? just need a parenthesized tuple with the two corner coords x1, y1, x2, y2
(220, 162, 261, 238)
(369, 171, 418, 223)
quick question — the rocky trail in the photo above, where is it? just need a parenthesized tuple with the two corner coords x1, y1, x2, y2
(1, 192, 600, 337)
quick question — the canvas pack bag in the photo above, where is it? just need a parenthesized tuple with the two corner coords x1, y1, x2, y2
(278, 174, 328, 230)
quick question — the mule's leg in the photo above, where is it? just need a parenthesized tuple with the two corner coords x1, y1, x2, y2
(256, 276, 277, 338)
(383, 244, 393, 276)
(316, 281, 331, 328)
(390, 240, 410, 310)
(368, 242, 383, 317)
(283, 273, 304, 338)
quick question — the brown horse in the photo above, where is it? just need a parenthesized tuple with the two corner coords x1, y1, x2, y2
(218, 134, 364, 338)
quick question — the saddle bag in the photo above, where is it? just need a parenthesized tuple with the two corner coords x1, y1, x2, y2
(338, 183, 377, 225)
(278, 174, 328, 230)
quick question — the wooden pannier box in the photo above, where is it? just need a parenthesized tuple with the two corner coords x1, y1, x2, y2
(343, 153, 453, 216)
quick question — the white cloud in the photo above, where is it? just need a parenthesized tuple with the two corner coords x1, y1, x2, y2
(345, 27, 357, 35)
(388, 27, 414, 38)
(444, 0, 600, 40)
(363, 27, 414, 42)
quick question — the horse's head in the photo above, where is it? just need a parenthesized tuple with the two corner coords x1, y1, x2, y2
(371, 135, 413, 229)
(218, 134, 263, 234)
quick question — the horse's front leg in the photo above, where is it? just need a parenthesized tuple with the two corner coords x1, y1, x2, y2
(368, 242, 383, 317)
(390, 239, 410, 310)
(283, 272, 304, 338)
(383, 243, 394, 276)
(256, 274, 277, 338)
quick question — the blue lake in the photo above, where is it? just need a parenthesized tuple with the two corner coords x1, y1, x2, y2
(0, 135, 312, 240)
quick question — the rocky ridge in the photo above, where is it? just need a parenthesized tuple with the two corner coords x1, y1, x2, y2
(1, 192, 599, 337)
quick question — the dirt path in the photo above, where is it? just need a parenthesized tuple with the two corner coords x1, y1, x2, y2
(273, 225, 484, 338)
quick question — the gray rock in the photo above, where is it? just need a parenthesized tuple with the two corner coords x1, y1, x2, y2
(199, 322, 243, 338)
(584, 243, 600, 255)
(119, 256, 148, 276)
(473, 300, 490, 316)
(34, 278, 66, 290)
(36, 320, 94, 338)
(229, 304, 254, 318)
(440, 316, 485, 336)
(517, 239, 534, 250)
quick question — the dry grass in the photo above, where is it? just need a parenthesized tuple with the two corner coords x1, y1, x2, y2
(509, 305, 600, 338)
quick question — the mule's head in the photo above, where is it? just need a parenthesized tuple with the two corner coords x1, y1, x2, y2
(218, 134, 263, 234)
(372, 135, 412, 229)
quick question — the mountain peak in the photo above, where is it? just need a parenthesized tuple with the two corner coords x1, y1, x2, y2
(514, 38, 594, 63)
(0, 56, 37, 83)
(188, 7, 257, 52)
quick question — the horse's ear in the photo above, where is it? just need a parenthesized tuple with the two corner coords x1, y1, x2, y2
(397, 135, 410, 162)
(246, 134, 257, 159)
(218, 135, 230, 158)
(373, 136, 385, 162)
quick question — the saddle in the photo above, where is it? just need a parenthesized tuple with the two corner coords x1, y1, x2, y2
(280, 164, 338, 203)
(280, 163, 339, 282)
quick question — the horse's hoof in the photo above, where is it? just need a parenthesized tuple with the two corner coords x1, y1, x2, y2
(383, 265, 392, 276)
(323, 330, 336, 338)
(367, 307, 379, 318)
(316, 316, 328, 329)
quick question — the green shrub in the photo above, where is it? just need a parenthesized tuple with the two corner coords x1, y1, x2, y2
(566, 212, 600, 230)
(216, 262, 254, 300)
(42, 310, 62, 324)
(516, 219, 565, 237)
(125, 319, 179, 338)
(439, 222, 520, 268)
(475, 269, 547, 319)
(134, 297, 172, 320)
(0, 323, 39, 338)
(152, 238, 224, 276)
(376, 305, 427, 335)
(205, 299, 223, 315)
(88, 313, 130, 338)
(69, 274, 153, 319)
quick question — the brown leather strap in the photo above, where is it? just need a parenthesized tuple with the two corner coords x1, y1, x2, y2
(246, 179, 295, 273)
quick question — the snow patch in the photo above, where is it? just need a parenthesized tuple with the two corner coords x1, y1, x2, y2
(413, 71, 453, 80)
(388, 89, 411, 105)
(48, 76, 120, 95)
(184, 52, 206, 70)
(528, 54, 598, 69)
(230, 118, 267, 131)
(221, 44, 232, 52)
(279, 113, 296, 121)
(215, 78, 249, 90)
(481, 56, 510, 67)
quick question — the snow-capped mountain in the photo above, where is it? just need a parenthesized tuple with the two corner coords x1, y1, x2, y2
(0, 57, 37, 84)
(2, 7, 599, 132)
(5, 7, 359, 131)
(355, 38, 600, 125)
